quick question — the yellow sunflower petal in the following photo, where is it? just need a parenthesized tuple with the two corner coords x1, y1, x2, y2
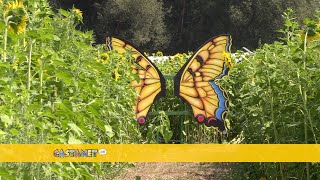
(222, 51, 233, 69)
(4, 0, 27, 34)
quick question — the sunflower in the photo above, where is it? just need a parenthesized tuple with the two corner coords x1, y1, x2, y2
(173, 53, 185, 66)
(306, 32, 320, 41)
(222, 51, 234, 69)
(114, 66, 121, 81)
(72, 8, 82, 22)
(308, 22, 320, 41)
(100, 53, 110, 63)
(155, 51, 163, 56)
(302, 22, 320, 42)
(12, 58, 19, 70)
(4, 0, 27, 34)
(73, 8, 82, 16)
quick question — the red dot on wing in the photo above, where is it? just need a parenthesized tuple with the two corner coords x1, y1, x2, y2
(197, 115, 205, 123)
(137, 117, 146, 124)
(207, 117, 217, 124)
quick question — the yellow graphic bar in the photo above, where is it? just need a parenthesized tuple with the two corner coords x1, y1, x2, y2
(0, 144, 319, 162)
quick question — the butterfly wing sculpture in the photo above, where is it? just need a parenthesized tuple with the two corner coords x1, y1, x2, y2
(174, 35, 232, 132)
(106, 37, 166, 125)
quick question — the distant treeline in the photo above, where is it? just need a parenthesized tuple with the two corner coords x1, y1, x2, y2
(49, 0, 319, 54)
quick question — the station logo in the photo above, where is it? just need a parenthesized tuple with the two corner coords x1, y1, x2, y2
(53, 148, 107, 157)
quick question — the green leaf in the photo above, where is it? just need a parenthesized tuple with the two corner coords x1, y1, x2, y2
(0, 21, 5, 30)
(0, 130, 8, 137)
(59, 9, 70, 17)
(52, 35, 61, 41)
(73, 41, 89, 50)
(78, 123, 94, 139)
(0, 114, 12, 126)
(93, 162, 103, 175)
(28, 131, 38, 137)
(9, 128, 19, 136)
(68, 134, 83, 144)
(104, 125, 114, 138)
(55, 71, 73, 85)
(27, 30, 40, 39)
(0, 167, 15, 180)
(51, 128, 59, 133)
(68, 123, 83, 136)
(26, 104, 42, 111)
(41, 34, 61, 41)
(42, 111, 58, 120)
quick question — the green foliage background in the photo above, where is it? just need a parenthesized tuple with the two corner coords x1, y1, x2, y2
(222, 10, 320, 179)
(0, 0, 141, 178)
(0, 0, 320, 179)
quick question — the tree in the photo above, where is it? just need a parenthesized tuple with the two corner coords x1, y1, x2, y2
(93, 0, 170, 51)
(163, 0, 230, 54)
(48, 0, 319, 53)
(228, 0, 320, 50)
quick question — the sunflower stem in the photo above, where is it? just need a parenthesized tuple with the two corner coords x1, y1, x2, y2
(268, 77, 284, 180)
(27, 39, 33, 105)
(3, 16, 9, 63)
(40, 58, 44, 105)
(3, 28, 7, 62)
(301, 30, 313, 180)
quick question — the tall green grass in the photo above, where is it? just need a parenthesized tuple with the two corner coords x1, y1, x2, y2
(223, 9, 320, 179)
(0, 0, 140, 178)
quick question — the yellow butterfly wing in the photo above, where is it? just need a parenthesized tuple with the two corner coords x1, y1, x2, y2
(107, 37, 166, 124)
(174, 35, 232, 132)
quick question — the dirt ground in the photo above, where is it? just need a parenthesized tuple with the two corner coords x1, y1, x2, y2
(114, 162, 233, 180)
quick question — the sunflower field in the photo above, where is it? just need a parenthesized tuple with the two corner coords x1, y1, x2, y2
(223, 9, 320, 179)
(0, 0, 140, 178)
(0, 0, 320, 179)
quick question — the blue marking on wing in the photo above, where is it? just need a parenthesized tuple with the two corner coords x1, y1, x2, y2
(216, 64, 229, 80)
(225, 36, 231, 52)
(208, 81, 227, 121)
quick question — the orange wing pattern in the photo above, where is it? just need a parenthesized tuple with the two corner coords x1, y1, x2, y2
(106, 37, 166, 124)
(174, 35, 232, 132)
